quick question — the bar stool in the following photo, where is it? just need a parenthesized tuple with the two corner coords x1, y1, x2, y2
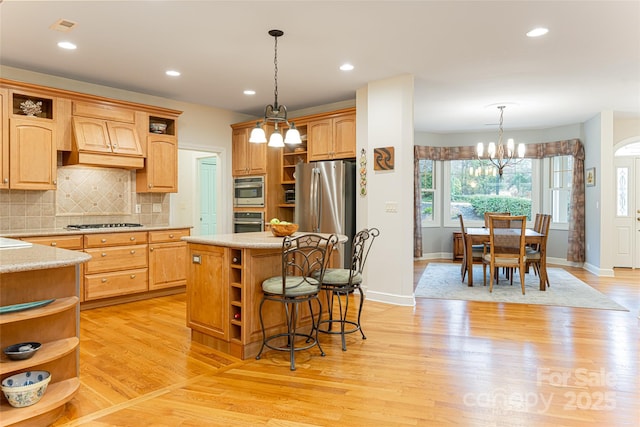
(314, 228, 379, 351)
(256, 233, 338, 370)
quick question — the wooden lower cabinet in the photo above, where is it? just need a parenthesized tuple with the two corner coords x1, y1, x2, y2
(148, 229, 190, 290)
(83, 232, 149, 302)
(84, 268, 148, 300)
(452, 231, 464, 261)
(187, 244, 312, 360)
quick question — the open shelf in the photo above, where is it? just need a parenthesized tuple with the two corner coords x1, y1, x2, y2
(11, 92, 54, 120)
(0, 377, 80, 427)
(0, 337, 79, 375)
(148, 115, 176, 136)
(0, 297, 78, 326)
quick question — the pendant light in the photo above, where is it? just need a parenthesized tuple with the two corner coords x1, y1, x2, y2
(476, 106, 525, 177)
(249, 29, 301, 147)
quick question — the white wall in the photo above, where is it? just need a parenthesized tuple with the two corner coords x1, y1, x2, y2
(357, 75, 415, 306)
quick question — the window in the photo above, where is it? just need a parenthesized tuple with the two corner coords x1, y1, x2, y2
(548, 155, 572, 225)
(444, 158, 535, 226)
(419, 159, 438, 226)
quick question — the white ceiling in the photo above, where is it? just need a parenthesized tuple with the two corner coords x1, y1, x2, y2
(1, 1, 639, 133)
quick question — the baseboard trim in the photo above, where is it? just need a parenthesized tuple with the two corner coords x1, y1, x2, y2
(365, 290, 415, 306)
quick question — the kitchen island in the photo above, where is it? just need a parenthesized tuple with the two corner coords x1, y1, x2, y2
(183, 231, 346, 360)
(0, 239, 90, 427)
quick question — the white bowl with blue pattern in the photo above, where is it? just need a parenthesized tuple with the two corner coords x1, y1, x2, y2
(1, 370, 51, 407)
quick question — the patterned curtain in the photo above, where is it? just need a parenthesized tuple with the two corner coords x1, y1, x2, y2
(413, 139, 585, 262)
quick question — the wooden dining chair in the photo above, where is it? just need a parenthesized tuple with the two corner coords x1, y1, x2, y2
(458, 214, 483, 282)
(482, 215, 528, 294)
(484, 212, 511, 228)
(255, 233, 339, 370)
(526, 214, 552, 288)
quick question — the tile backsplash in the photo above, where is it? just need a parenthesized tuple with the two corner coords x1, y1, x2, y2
(0, 165, 169, 232)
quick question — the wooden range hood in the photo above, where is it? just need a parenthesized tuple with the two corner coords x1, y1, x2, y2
(63, 104, 144, 169)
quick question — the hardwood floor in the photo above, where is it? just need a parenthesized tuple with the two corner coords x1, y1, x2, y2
(52, 262, 639, 426)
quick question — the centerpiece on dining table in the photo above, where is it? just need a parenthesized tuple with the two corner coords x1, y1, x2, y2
(269, 218, 299, 237)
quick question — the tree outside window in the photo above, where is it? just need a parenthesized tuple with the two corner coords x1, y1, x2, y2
(449, 159, 533, 221)
(419, 159, 435, 225)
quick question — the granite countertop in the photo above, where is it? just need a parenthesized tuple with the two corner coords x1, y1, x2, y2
(183, 231, 347, 249)
(0, 238, 92, 273)
(0, 224, 193, 238)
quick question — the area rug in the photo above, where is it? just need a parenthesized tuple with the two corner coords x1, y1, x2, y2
(415, 263, 628, 311)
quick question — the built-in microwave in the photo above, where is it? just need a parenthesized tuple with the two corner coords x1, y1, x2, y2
(233, 176, 265, 207)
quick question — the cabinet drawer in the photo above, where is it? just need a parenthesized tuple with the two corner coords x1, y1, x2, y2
(85, 244, 148, 273)
(149, 229, 190, 243)
(84, 231, 147, 248)
(73, 101, 135, 123)
(85, 268, 148, 300)
(21, 235, 83, 250)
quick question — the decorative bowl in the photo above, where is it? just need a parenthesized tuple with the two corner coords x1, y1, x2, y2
(1, 370, 51, 408)
(271, 223, 299, 237)
(149, 122, 167, 134)
(3, 342, 41, 361)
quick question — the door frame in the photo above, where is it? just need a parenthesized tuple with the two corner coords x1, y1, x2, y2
(612, 138, 640, 269)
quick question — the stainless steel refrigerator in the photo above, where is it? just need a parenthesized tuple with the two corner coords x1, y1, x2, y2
(295, 160, 356, 267)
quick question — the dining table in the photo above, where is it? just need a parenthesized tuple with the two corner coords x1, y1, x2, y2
(465, 227, 548, 290)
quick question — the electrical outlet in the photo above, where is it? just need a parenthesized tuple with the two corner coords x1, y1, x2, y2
(152, 203, 162, 213)
(135, 204, 141, 214)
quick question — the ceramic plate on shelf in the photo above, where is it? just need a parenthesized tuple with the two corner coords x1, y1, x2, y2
(0, 299, 55, 315)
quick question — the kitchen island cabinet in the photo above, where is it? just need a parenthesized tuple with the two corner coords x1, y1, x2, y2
(0, 240, 90, 427)
(183, 231, 346, 360)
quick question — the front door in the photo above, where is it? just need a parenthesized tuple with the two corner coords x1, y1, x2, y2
(613, 156, 638, 268)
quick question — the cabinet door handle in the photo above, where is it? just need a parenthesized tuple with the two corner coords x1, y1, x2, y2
(101, 278, 107, 283)
(148, 184, 153, 188)
(101, 238, 107, 243)
(150, 247, 154, 252)
(130, 237, 136, 241)
(130, 250, 136, 254)
(51, 242, 57, 246)
(53, 180, 57, 185)
(130, 274, 136, 279)
(169, 234, 174, 239)
(101, 252, 107, 257)
(3, 178, 7, 183)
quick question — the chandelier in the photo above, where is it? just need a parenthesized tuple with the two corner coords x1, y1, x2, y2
(249, 29, 301, 148)
(476, 106, 525, 177)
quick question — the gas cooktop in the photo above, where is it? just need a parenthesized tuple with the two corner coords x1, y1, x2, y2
(66, 223, 143, 230)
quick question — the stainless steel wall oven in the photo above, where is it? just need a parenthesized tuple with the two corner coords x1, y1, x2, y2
(233, 211, 264, 233)
(233, 176, 265, 207)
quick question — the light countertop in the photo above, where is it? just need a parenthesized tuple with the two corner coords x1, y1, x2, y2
(183, 231, 347, 249)
(0, 238, 91, 273)
(0, 225, 193, 238)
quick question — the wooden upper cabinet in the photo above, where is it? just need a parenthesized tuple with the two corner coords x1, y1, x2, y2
(307, 119, 333, 161)
(232, 126, 267, 176)
(307, 110, 356, 161)
(106, 121, 142, 156)
(72, 117, 142, 156)
(136, 135, 178, 192)
(72, 117, 111, 153)
(0, 89, 8, 189)
(9, 117, 57, 190)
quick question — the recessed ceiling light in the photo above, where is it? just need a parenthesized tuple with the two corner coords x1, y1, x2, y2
(244, 90, 256, 95)
(526, 27, 549, 38)
(57, 41, 77, 50)
(340, 63, 354, 71)
(165, 70, 181, 77)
